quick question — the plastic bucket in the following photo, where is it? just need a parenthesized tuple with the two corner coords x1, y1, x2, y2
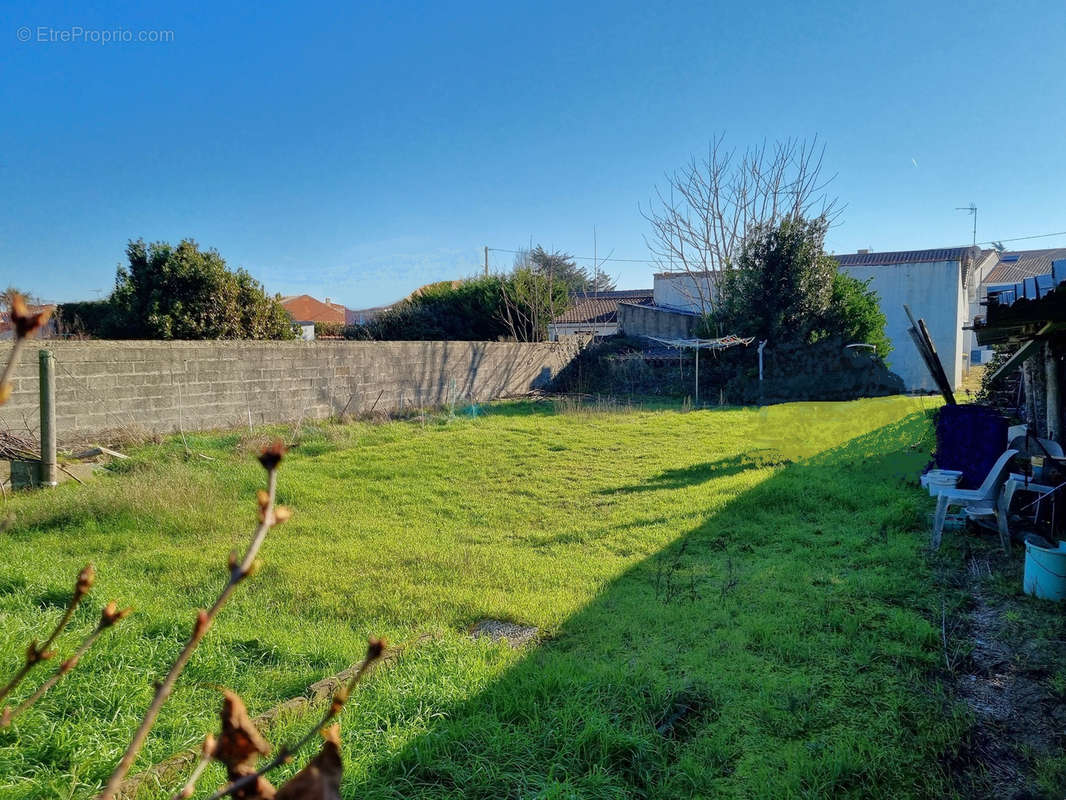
(921, 469, 963, 496)
(1023, 539, 1066, 602)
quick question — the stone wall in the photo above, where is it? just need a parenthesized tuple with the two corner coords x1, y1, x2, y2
(0, 340, 579, 443)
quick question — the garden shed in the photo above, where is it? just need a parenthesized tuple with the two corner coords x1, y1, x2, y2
(973, 257, 1066, 442)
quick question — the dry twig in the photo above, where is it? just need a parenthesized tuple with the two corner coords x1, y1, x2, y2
(0, 565, 95, 705)
(1, 601, 130, 727)
(98, 441, 292, 800)
(0, 292, 52, 406)
(200, 638, 385, 800)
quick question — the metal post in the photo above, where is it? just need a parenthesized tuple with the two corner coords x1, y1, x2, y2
(38, 349, 57, 487)
(694, 344, 699, 407)
(484, 245, 489, 276)
(758, 340, 767, 407)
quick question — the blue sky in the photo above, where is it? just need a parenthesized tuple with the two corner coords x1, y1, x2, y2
(2, 0, 1065, 308)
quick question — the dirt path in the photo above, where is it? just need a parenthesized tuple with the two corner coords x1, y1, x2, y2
(946, 549, 1066, 799)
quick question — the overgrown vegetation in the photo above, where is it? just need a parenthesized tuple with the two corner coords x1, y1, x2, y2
(58, 240, 295, 341)
(0, 396, 992, 798)
(554, 333, 903, 404)
(348, 261, 574, 343)
(554, 215, 898, 404)
(713, 216, 890, 359)
(358, 277, 513, 341)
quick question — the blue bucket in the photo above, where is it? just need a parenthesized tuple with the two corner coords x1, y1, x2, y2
(1023, 539, 1066, 602)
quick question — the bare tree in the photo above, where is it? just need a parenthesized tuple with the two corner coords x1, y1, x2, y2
(498, 251, 571, 342)
(640, 136, 841, 316)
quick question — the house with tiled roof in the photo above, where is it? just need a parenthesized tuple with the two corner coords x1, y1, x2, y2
(280, 294, 349, 339)
(547, 290, 653, 340)
(983, 248, 1066, 286)
(835, 247, 1000, 392)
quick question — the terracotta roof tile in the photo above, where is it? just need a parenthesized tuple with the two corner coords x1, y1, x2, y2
(280, 295, 346, 324)
(552, 290, 653, 325)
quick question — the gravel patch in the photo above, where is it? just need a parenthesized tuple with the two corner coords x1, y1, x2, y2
(470, 619, 540, 647)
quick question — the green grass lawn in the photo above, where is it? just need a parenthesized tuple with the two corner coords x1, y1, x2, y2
(0, 396, 968, 799)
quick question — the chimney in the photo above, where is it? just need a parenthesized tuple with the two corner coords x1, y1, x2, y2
(325, 297, 331, 304)
(857, 249, 869, 255)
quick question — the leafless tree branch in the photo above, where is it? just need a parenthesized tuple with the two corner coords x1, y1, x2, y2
(98, 442, 292, 800)
(641, 135, 842, 316)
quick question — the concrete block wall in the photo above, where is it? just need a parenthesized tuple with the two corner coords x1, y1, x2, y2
(617, 303, 699, 340)
(0, 340, 579, 443)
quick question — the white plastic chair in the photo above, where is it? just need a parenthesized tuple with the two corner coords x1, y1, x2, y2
(1007, 435, 1064, 460)
(932, 450, 1018, 551)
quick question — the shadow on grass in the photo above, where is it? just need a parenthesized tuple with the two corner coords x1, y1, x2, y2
(599, 451, 795, 495)
(341, 411, 963, 799)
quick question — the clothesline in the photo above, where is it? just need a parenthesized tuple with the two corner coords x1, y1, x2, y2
(644, 334, 755, 351)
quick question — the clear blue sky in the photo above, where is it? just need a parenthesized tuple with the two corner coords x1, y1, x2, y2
(2, 0, 1065, 308)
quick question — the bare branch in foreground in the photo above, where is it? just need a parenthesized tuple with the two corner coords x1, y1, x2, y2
(98, 441, 292, 800)
(0, 292, 52, 406)
(171, 735, 216, 800)
(1, 600, 130, 727)
(0, 564, 95, 705)
(201, 638, 385, 800)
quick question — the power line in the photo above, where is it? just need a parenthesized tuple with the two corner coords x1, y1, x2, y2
(487, 247, 657, 265)
(978, 229, 1066, 247)
(487, 226, 1066, 267)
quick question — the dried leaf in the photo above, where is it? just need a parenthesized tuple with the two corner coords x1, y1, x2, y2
(275, 725, 342, 800)
(366, 638, 385, 662)
(216, 690, 272, 777)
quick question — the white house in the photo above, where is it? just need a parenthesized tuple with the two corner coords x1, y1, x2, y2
(651, 270, 719, 313)
(835, 247, 995, 392)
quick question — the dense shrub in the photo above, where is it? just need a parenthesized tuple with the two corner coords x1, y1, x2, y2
(358, 273, 571, 342)
(367, 277, 510, 340)
(715, 216, 891, 359)
(59, 239, 294, 340)
(314, 321, 345, 338)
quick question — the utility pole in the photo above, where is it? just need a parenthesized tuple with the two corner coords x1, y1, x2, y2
(484, 245, 489, 277)
(956, 203, 977, 248)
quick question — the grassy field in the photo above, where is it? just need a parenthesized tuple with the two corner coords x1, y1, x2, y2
(0, 396, 973, 799)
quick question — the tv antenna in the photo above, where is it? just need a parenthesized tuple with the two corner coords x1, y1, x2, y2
(955, 203, 977, 248)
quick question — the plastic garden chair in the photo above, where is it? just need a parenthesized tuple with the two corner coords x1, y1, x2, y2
(932, 449, 1018, 551)
(1007, 435, 1064, 460)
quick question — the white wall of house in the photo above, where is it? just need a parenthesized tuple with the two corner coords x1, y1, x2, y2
(966, 251, 1000, 366)
(839, 260, 964, 392)
(652, 272, 719, 314)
